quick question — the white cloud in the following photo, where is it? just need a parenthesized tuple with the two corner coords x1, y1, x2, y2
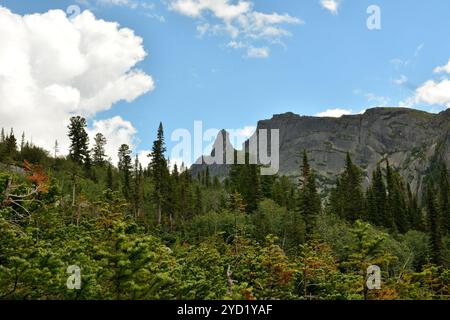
(168, 0, 302, 57)
(410, 79, 450, 107)
(320, 0, 341, 15)
(434, 59, 450, 74)
(0, 7, 154, 160)
(246, 46, 269, 58)
(138, 149, 152, 169)
(315, 108, 352, 118)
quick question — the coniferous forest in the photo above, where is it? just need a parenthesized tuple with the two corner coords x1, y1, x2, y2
(0, 117, 449, 300)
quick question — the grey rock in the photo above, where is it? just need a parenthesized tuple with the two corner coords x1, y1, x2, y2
(191, 107, 450, 196)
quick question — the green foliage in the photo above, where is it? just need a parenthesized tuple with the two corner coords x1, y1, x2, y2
(1, 125, 449, 300)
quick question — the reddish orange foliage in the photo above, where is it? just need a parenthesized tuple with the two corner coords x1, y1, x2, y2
(23, 160, 49, 193)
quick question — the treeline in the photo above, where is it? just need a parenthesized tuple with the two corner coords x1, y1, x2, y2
(0, 116, 449, 300)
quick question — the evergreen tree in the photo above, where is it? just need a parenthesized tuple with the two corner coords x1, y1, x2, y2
(425, 182, 445, 265)
(118, 144, 132, 199)
(297, 150, 321, 237)
(67, 116, 90, 165)
(406, 183, 422, 231)
(229, 153, 261, 213)
(330, 153, 364, 222)
(132, 155, 144, 219)
(149, 122, 170, 225)
(92, 133, 107, 166)
(20, 132, 25, 151)
(438, 163, 449, 234)
(5, 128, 17, 156)
(386, 160, 408, 233)
(366, 165, 387, 226)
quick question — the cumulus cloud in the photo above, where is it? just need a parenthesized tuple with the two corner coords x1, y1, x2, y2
(434, 59, 450, 74)
(0, 7, 154, 160)
(320, 0, 341, 15)
(168, 0, 303, 57)
(315, 108, 352, 118)
(410, 79, 450, 108)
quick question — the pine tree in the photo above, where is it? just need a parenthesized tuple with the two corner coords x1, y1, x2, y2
(438, 163, 449, 234)
(229, 152, 262, 213)
(406, 183, 422, 231)
(386, 160, 408, 233)
(20, 132, 25, 151)
(118, 144, 132, 199)
(92, 133, 107, 166)
(425, 182, 445, 265)
(297, 150, 321, 238)
(5, 128, 17, 156)
(366, 165, 387, 226)
(132, 155, 143, 219)
(330, 153, 364, 223)
(149, 122, 170, 225)
(67, 116, 90, 165)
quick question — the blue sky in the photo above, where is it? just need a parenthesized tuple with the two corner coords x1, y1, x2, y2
(1, 0, 450, 165)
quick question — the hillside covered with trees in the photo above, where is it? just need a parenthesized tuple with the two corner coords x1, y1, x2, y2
(0, 116, 449, 300)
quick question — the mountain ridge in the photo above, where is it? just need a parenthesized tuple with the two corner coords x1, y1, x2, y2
(191, 107, 450, 197)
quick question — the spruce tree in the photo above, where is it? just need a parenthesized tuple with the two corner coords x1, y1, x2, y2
(438, 163, 449, 234)
(132, 155, 143, 219)
(5, 128, 17, 156)
(297, 150, 321, 237)
(118, 144, 132, 199)
(330, 153, 364, 223)
(92, 133, 107, 166)
(425, 182, 445, 265)
(366, 165, 387, 226)
(68, 116, 90, 165)
(149, 122, 170, 225)
(386, 160, 408, 233)
(406, 183, 422, 231)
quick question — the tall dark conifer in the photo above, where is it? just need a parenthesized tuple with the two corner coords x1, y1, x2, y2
(149, 122, 169, 225)
(297, 150, 321, 237)
(118, 144, 132, 199)
(68, 116, 90, 165)
(425, 182, 445, 265)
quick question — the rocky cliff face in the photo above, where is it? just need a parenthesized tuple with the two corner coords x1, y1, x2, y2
(191, 107, 450, 196)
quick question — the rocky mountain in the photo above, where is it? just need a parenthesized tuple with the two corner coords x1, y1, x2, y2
(191, 107, 450, 196)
